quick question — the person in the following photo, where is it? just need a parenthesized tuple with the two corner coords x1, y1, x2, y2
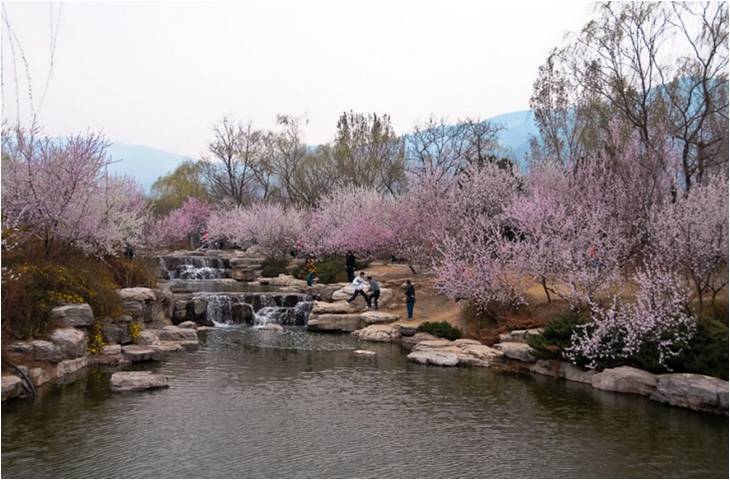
(367, 275, 381, 310)
(201, 230, 210, 250)
(305, 256, 317, 287)
(124, 243, 134, 260)
(404, 279, 416, 320)
(345, 250, 356, 282)
(347, 271, 371, 307)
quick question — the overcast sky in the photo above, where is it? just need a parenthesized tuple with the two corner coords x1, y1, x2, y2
(2, 0, 593, 157)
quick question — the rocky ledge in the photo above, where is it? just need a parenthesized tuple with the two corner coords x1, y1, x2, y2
(110, 371, 169, 393)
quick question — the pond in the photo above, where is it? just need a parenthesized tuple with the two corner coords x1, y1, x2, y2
(2, 327, 727, 478)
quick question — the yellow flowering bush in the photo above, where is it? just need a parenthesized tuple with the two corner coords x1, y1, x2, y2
(87, 321, 106, 354)
(128, 321, 142, 341)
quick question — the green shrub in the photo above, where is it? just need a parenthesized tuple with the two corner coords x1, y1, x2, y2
(527, 311, 588, 361)
(419, 321, 463, 341)
(677, 317, 729, 379)
(261, 257, 289, 277)
(1, 260, 122, 339)
(292, 256, 349, 284)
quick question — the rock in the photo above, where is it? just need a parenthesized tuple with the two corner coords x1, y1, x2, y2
(49, 328, 87, 359)
(17, 366, 53, 387)
(178, 321, 197, 329)
(55, 357, 88, 378)
(494, 342, 536, 363)
(122, 345, 162, 363)
(2, 375, 24, 401)
(154, 341, 184, 353)
(311, 301, 356, 315)
(560, 362, 595, 384)
(306, 284, 347, 302)
(231, 302, 254, 324)
(102, 322, 131, 345)
(102, 344, 122, 355)
(31, 340, 64, 363)
(122, 301, 144, 317)
(498, 333, 514, 343)
(506, 328, 544, 342)
(110, 371, 169, 393)
(457, 343, 503, 367)
(407, 350, 459, 367)
(651, 373, 729, 415)
(352, 324, 401, 342)
(353, 349, 376, 357)
(156, 326, 198, 343)
(592, 366, 657, 396)
(6, 341, 33, 355)
(454, 339, 483, 346)
(399, 326, 418, 337)
(193, 297, 207, 317)
(117, 287, 156, 302)
(361, 311, 400, 324)
(413, 339, 455, 350)
(400, 332, 439, 350)
(134, 330, 160, 346)
(50, 304, 93, 327)
(307, 313, 363, 332)
(529, 359, 561, 378)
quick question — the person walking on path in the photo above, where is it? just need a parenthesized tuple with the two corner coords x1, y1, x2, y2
(367, 276, 380, 310)
(345, 251, 356, 282)
(404, 279, 416, 320)
(305, 256, 317, 287)
(347, 271, 371, 307)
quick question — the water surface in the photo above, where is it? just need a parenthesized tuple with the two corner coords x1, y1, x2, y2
(2, 328, 727, 478)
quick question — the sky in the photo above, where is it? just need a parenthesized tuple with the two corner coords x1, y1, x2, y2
(1, 0, 593, 158)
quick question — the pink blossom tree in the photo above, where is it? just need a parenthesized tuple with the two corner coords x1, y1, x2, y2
(649, 175, 729, 309)
(207, 203, 303, 260)
(567, 261, 697, 369)
(1, 127, 149, 256)
(146, 197, 213, 249)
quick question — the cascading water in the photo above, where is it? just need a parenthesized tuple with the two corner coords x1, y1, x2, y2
(203, 294, 235, 327)
(159, 256, 230, 280)
(184, 292, 314, 328)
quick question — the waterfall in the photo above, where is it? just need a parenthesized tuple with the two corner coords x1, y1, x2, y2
(159, 256, 230, 280)
(204, 294, 234, 327)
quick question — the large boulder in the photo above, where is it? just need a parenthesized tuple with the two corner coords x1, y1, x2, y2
(110, 371, 169, 393)
(232, 303, 254, 324)
(592, 366, 657, 396)
(407, 350, 460, 367)
(494, 342, 536, 363)
(122, 345, 162, 363)
(352, 324, 401, 343)
(134, 330, 160, 346)
(400, 332, 439, 350)
(50, 304, 93, 327)
(311, 301, 356, 315)
(49, 328, 87, 359)
(178, 321, 197, 329)
(102, 322, 132, 345)
(361, 311, 400, 324)
(55, 357, 88, 378)
(307, 313, 363, 332)
(156, 326, 198, 343)
(118, 287, 156, 302)
(17, 366, 54, 387)
(31, 340, 64, 363)
(2, 375, 24, 401)
(651, 373, 729, 415)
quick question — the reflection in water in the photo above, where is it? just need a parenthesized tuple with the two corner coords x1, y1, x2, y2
(2, 327, 728, 478)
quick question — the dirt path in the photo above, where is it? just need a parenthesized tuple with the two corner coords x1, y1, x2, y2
(363, 262, 465, 330)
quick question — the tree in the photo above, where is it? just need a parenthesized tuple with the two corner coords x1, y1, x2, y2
(333, 111, 406, 194)
(201, 117, 265, 206)
(150, 160, 210, 214)
(1, 126, 149, 256)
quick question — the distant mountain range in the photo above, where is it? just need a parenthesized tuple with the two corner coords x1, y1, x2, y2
(107, 109, 540, 192)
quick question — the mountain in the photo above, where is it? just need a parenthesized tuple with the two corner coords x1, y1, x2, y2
(108, 109, 540, 191)
(106, 143, 191, 192)
(487, 110, 539, 162)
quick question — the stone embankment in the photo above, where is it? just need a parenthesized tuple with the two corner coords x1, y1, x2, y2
(347, 317, 729, 416)
(2, 287, 202, 402)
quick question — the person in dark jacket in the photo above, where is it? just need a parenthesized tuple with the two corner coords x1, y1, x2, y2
(345, 251, 356, 282)
(305, 256, 317, 287)
(367, 276, 380, 310)
(404, 280, 416, 320)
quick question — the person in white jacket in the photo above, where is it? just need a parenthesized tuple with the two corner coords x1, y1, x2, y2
(347, 271, 371, 307)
